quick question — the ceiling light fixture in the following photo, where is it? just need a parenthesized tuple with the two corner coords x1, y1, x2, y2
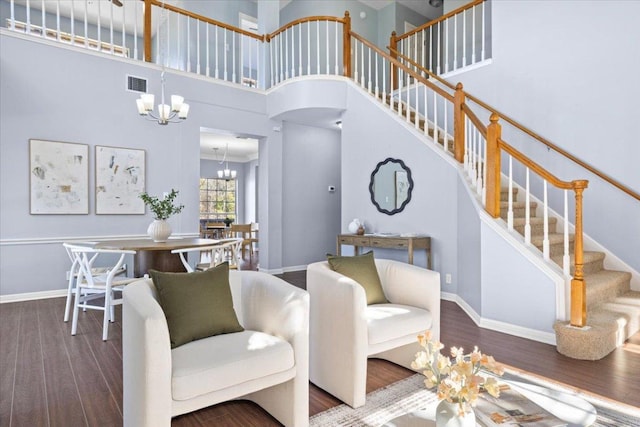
(135, 1, 189, 125)
(136, 71, 190, 125)
(214, 145, 237, 180)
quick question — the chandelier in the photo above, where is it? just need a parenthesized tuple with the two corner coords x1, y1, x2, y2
(214, 145, 237, 180)
(135, 1, 189, 125)
(135, 71, 190, 125)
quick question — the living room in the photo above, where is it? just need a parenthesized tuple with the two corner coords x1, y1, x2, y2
(1, 0, 639, 425)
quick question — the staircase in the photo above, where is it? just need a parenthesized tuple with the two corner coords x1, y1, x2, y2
(384, 91, 640, 360)
(502, 187, 640, 360)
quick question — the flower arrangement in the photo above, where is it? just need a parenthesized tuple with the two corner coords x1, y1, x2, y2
(139, 188, 185, 220)
(411, 331, 504, 416)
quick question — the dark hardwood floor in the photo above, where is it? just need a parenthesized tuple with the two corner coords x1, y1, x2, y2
(1, 253, 639, 426)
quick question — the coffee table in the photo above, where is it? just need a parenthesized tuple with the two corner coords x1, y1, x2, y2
(383, 378, 597, 427)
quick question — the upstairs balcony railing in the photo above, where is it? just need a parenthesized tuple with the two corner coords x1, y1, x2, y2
(6, 0, 639, 329)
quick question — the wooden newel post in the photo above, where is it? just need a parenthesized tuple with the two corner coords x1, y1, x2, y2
(144, 0, 152, 62)
(570, 180, 589, 328)
(390, 31, 398, 91)
(453, 82, 465, 163)
(485, 113, 502, 218)
(343, 11, 351, 78)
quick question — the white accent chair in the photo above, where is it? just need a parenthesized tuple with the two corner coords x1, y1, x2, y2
(122, 270, 310, 427)
(307, 258, 440, 408)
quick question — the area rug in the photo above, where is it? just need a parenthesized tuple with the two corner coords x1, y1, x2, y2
(309, 366, 640, 426)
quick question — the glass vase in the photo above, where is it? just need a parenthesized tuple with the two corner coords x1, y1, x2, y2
(435, 400, 475, 427)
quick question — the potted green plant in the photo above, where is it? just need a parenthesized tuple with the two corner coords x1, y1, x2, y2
(223, 216, 234, 227)
(139, 189, 185, 242)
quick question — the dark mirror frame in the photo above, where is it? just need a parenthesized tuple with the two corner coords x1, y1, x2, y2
(368, 157, 414, 215)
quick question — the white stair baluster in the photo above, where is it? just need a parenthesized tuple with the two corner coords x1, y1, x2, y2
(84, 0, 89, 48)
(279, 32, 283, 81)
(444, 20, 449, 73)
(361, 40, 365, 88)
(406, 73, 411, 122)
(70, 0, 74, 46)
(197, 21, 202, 75)
(269, 36, 274, 86)
(382, 54, 387, 107)
(543, 180, 550, 260)
(414, 78, 419, 129)
(423, 86, 429, 137)
(354, 41, 359, 83)
(482, 134, 487, 205)
(57, 0, 61, 42)
(433, 92, 438, 148)
(368, 48, 372, 93)
(109, 0, 113, 53)
(291, 27, 295, 78)
(563, 189, 570, 276)
(398, 70, 403, 115)
(524, 168, 531, 245)
(375, 51, 380, 98)
(299, 23, 302, 76)
(507, 156, 514, 230)
(475, 132, 482, 195)
(206, 25, 210, 77)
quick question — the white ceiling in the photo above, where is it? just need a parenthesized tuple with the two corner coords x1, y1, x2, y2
(200, 129, 260, 162)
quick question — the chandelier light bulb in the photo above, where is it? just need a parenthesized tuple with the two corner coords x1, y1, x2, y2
(136, 73, 189, 125)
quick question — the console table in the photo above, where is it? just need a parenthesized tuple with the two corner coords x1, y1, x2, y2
(337, 234, 431, 269)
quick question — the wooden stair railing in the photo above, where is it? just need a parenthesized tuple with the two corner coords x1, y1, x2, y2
(382, 43, 593, 328)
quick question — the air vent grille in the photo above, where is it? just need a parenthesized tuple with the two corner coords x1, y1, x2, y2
(127, 75, 147, 93)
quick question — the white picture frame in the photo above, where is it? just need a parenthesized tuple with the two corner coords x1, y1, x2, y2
(95, 145, 146, 214)
(29, 139, 89, 214)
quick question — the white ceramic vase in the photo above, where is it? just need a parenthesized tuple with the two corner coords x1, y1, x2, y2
(348, 219, 361, 234)
(435, 400, 475, 427)
(147, 219, 172, 242)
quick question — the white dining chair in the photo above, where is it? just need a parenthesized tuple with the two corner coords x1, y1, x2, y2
(62, 242, 127, 323)
(171, 238, 243, 272)
(69, 245, 139, 341)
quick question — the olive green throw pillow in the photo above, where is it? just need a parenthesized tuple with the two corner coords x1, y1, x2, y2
(327, 251, 388, 305)
(149, 263, 244, 349)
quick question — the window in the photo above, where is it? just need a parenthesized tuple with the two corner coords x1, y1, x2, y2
(199, 178, 236, 221)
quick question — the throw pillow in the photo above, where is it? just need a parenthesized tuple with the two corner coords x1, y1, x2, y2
(149, 262, 244, 349)
(327, 251, 388, 305)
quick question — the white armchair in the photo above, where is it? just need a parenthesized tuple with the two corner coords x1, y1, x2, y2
(122, 270, 309, 427)
(307, 258, 440, 408)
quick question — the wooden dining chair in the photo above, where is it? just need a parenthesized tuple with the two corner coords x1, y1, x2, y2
(68, 245, 140, 341)
(230, 224, 254, 259)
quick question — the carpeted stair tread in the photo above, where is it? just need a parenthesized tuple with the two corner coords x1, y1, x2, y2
(596, 291, 640, 343)
(512, 217, 558, 235)
(584, 269, 632, 308)
(550, 251, 605, 275)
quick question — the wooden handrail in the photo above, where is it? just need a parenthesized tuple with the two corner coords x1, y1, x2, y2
(396, 0, 485, 41)
(498, 139, 576, 191)
(145, 0, 264, 41)
(392, 49, 639, 202)
(461, 104, 487, 137)
(267, 15, 348, 41)
(351, 31, 454, 102)
(391, 48, 456, 90)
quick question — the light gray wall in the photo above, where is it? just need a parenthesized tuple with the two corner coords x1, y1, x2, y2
(446, 0, 640, 272)
(341, 84, 459, 275)
(282, 121, 341, 267)
(0, 33, 270, 295)
(244, 159, 259, 224)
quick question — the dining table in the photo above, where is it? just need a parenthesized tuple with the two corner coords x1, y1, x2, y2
(95, 237, 219, 277)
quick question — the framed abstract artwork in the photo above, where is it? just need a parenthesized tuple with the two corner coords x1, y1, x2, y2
(29, 139, 89, 214)
(95, 145, 146, 214)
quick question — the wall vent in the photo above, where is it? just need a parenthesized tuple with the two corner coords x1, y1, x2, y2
(127, 75, 147, 93)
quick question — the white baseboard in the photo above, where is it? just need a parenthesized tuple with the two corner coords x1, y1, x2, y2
(441, 292, 556, 345)
(1, 289, 66, 304)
